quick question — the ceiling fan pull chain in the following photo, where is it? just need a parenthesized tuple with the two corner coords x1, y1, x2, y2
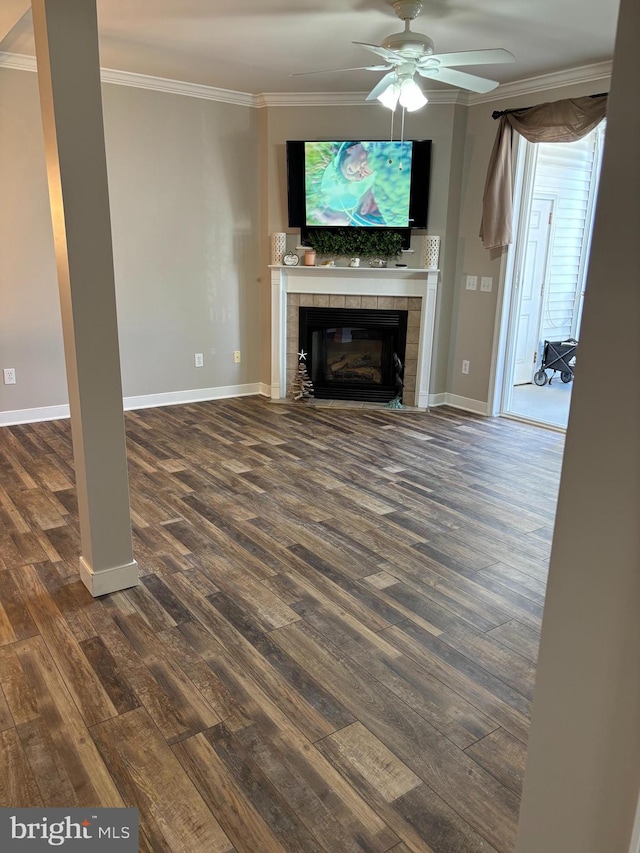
(401, 105, 406, 143)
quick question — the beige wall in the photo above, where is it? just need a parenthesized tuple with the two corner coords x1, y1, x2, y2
(0, 68, 65, 412)
(104, 84, 261, 399)
(0, 68, 261, 419)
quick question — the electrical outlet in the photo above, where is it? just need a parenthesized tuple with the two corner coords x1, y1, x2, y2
(233, 351, 241, 364)
(465, 275, 477, 291)
(194, 353, 204, 367)
(480, 276, 493, 292)
(462, 360, 470, 375)
(3, 368, 16, 385)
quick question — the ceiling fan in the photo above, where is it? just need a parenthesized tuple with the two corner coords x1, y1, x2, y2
(294, 0, 515, 111)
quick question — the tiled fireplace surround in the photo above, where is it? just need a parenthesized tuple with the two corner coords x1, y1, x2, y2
(270, 267, 439, 408)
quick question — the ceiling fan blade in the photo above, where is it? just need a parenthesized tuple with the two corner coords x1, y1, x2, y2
(419, 48, 515, 69)
(365, 72, 399, 101)
(291, 64, 391, 77)
(418, 65, 499, 93)
(353, 41, 407, 64)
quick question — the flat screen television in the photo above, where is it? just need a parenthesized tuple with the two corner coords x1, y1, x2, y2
(286, 139, 431, 249)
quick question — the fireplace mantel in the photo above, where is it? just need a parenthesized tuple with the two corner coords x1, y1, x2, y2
(270, 265, 438, 407)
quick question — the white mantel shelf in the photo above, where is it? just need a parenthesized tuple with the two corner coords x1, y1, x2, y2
(270, 265, 439, 407)
(270, 264, 436, 271)
(269, 264, 438, 294)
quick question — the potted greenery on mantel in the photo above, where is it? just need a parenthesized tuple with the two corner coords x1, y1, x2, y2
(306, 228, 404, 262)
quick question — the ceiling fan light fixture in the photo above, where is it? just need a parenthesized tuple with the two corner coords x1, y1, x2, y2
(311, 0, 513, 104)
(399, 77, 428, 111)
(377, 82, 400, 110)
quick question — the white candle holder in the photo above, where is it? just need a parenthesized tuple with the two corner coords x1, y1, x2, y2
(422, 235, 440, 270)
(271, 232, 287, 265)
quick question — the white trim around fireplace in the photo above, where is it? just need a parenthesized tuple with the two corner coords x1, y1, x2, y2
(270, 265, 438, 408)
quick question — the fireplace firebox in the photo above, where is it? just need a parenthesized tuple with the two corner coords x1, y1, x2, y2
(299, 307, 408, 402)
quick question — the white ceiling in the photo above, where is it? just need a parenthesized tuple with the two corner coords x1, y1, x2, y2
(0, 0, 620, 96)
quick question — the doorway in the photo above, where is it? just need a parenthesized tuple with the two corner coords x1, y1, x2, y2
(501, 125, 605, 428)
(512, 195, 555, 386)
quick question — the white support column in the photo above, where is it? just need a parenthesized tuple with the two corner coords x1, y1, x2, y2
(31, 0, 138, 596)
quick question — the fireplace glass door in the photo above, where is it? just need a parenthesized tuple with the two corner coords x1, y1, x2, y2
(299, 307, 408, 402)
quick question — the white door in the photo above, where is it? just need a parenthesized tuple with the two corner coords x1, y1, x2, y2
(513, 196, 553, 384)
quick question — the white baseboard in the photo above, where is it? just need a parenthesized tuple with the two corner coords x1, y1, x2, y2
(429, 394, 489, 416)
(426, 392, 489, 415)
(0, 385, 490, 425)
(123, 383, 262, 411)
(0, 383, 263, 426)
(428, 392, 448, 407)
(79, 556, 139, 597)
(444, 394, 491, 416)
(0, 404, 71, 426)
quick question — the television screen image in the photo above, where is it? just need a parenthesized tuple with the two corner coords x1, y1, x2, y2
(304, 141, 414, 228)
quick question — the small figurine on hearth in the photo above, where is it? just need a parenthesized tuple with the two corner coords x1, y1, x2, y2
(290, 349, 315, 402)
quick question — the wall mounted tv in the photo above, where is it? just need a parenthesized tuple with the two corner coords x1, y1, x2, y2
(286, 139, 431, 249)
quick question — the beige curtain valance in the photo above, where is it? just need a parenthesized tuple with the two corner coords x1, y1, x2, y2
(479, 95, 608, 249)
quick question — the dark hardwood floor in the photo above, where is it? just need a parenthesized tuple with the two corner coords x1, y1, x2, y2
(0, 397, 564, 852)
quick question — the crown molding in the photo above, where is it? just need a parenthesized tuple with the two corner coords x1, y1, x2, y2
(256, 91, 371, 108)
(468, 60, 612, 106)
(256, 89, 463, 108)
(257, 92, 370, 108)
(0, 50, 35, 73)
(0, 51, 256, 106)
(1, 50, 611, 109)
(99, 67, 255, 106)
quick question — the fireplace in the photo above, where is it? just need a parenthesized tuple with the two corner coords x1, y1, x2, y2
(270, 266, 439, 407)
(299, 307, 407, 402)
